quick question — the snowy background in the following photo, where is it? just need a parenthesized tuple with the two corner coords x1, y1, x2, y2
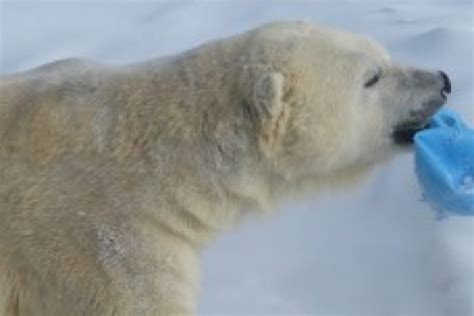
(1, 1, 473, 315)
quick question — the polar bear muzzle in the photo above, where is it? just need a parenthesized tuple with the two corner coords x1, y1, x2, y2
(391, 70, 451, 145)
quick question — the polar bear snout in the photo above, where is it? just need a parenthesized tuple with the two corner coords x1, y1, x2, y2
(415, 70, 450, 115)
(390, 69, 450, 145)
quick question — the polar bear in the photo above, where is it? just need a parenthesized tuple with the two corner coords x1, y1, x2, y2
(0, 21, 450, 315)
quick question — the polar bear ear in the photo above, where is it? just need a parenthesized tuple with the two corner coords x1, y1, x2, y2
(252, 71, 290, 157)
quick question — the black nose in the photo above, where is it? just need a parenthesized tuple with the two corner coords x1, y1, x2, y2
(439, 71, 451, 94)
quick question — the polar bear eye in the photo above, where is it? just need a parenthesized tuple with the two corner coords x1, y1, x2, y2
(364, 67, 382, 88)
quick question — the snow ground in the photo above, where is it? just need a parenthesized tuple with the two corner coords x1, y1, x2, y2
(1, 1, 473, 315)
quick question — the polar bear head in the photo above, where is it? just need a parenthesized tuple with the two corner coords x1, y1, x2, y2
(239, 21, 450, 183)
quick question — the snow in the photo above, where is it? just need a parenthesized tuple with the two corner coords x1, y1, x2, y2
(1, 0, 473, 315)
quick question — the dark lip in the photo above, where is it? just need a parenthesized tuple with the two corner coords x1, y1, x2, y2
(391, 124, 429, 146)
(391, 96, 447, 145)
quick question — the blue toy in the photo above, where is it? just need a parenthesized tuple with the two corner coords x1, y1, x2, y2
(414, 108, 474, 216)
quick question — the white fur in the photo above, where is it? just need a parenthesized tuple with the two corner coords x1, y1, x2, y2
(0, 21, 447, 315)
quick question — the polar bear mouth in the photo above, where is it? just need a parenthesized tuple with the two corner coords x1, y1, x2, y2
(391, 110, 438, 145)
(392, 97, 446, 145)
(391, 123, 428, 145)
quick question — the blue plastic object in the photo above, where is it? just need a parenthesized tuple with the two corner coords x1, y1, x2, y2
(415, 109, 474, 215)
(414, 108, 474, 216)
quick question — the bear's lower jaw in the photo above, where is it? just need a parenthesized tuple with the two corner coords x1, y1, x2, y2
(391, 124, 428, 146)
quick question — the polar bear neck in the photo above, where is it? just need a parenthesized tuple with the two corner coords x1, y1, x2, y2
(107, 38, 279, 246)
